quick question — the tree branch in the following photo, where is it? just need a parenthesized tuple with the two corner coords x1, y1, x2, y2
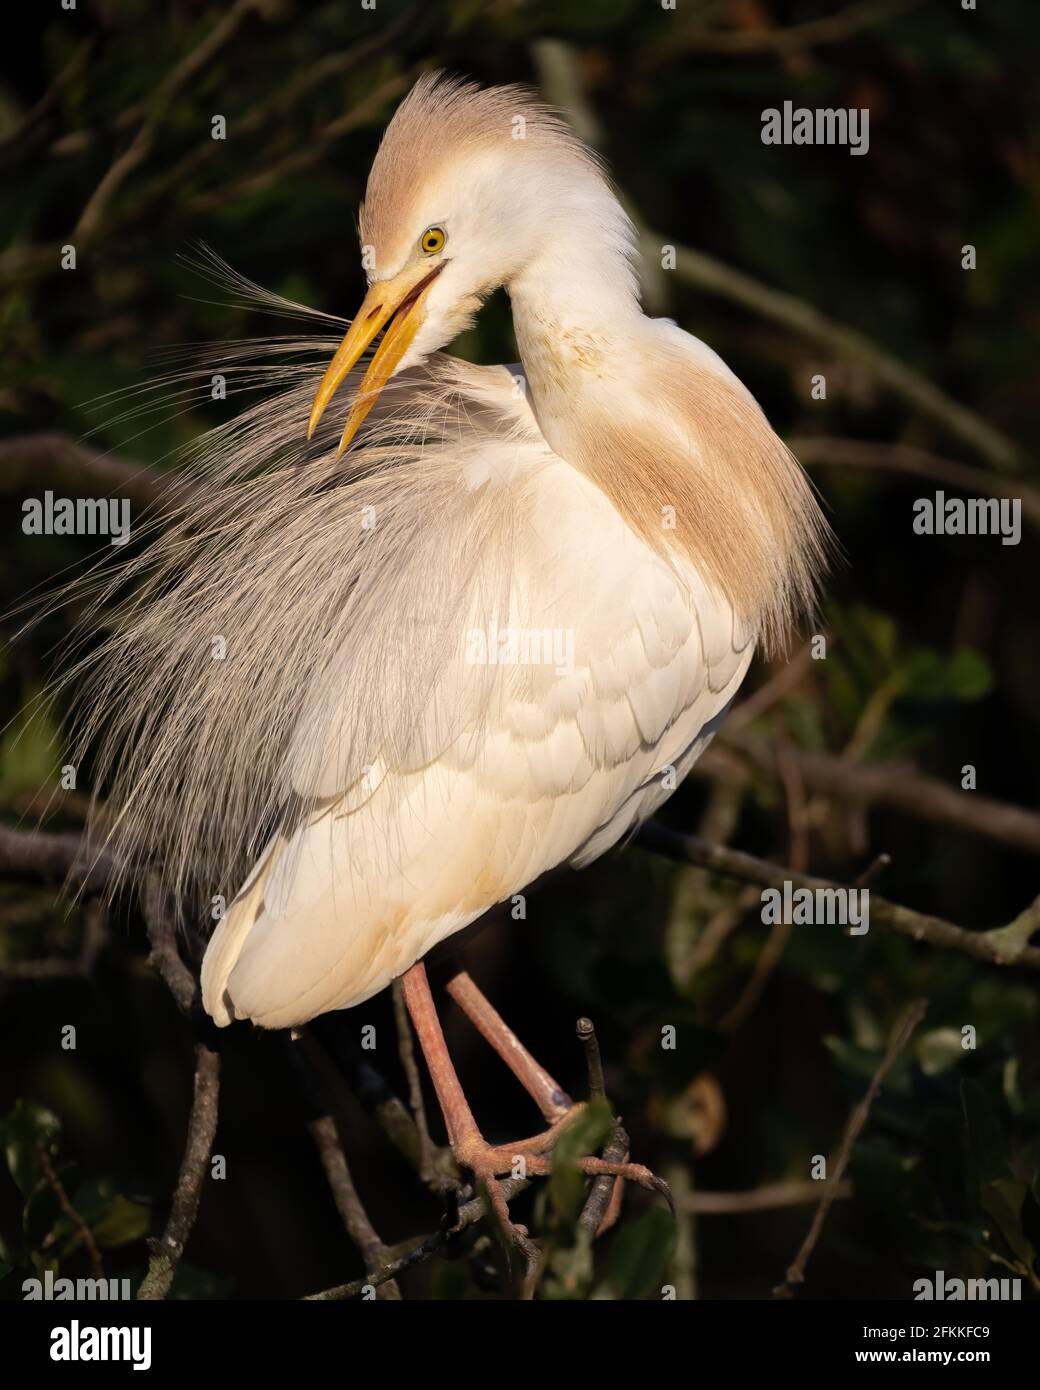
(0, 825, 117, 896)
(665, 240, 1021, 472)
(302, 1178, 528, 1301)
(0, 433, 172, 512)
(664, 0, 920, 56)
(308, 1114, 402, 1300)
(0, 36, 99, 159)
(133, 879, 219, 1300)
(715, 732, 1040, 857)
(0, 896, 107, 981)
(686, 1179, 853, 1214)
(533, 37, 1020, 472)
(774, 998, 927, 1295)
(73, 0, 263, 245)
(136, 1041, 221, 1300)
(141, 875, 198, 1015)
(792, 436, 1040, 530)
(637, 822, 1040, 969)
(37, 1139, 105, 1280)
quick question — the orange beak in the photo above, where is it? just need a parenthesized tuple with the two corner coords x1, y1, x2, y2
(307, 261, 444, 456)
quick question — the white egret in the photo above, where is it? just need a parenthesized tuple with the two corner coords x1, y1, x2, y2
(73, 75, 828, 1227)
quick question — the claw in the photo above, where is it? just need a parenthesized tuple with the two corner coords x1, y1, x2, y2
(648, 1173, 677, 1218)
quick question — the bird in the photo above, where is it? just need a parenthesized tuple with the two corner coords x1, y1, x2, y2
(69, 74, 828, 1240)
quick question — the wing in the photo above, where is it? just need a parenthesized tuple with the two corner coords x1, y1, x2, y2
(201, 362, 752, 1030)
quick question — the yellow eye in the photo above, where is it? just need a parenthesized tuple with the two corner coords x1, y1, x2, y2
(420, 226, 446, 254)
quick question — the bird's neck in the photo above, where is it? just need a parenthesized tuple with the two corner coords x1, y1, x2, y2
(506, 240, 827, 655)
(507, 241, 645, 463)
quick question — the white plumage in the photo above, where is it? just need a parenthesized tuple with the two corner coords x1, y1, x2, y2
(64, 75, 827, 1041)
(202, 357, 754, 1027)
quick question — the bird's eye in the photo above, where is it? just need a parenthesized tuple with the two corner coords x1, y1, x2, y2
(419, 226, 446, 255)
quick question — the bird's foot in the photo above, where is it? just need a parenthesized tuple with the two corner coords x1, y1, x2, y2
(452, 1111, 673, 1292)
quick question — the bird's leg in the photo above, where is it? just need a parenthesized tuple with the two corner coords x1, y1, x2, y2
(399, 961, 483, 1155)
(399, 963, 669, 1247)
(443, 967, 574, 1122)
(400, 960, 542, 1279)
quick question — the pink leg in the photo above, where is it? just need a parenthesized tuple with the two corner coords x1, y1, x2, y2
(444, 968, 573, 1122)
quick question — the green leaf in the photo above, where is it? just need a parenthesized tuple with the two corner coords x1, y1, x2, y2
(547, 1100, 614, 1225)
(944, 648, 993, 700)
(916, 1028, 967, 1076)
(981, 1179, 1035, 1268)
(90, 1194, 151, 1250)
(608, 1206, 677, 1301)
(896, 647, 992, 701)
(0, 1100, 62, 1198)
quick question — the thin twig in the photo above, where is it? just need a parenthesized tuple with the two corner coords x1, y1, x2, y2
(687, 1179, 853, 1214)
(37, 1140, 105, 1280)
(774, 998, 927, 1295)
(640, 821, 1040, 968)
(309, 1014, 446, 1178)
(142, 875, 197, 1014)
(308, 1115, 401, 1300)
(855, 853, 892, 889)
(137, 1041, 221, 1300)
(663, 0, 919, 56)
(720, 913, 793, 1033)
(302, 1178, 529, 1300)
(184, 73, 409, 213)
(0, 37, 99, 159)
(575, 1017, 605, 1100)
(726, 642, 818, 730)
(74, 0, 262, 244)
(792, 436, 1040, 530)
(285, 1028, 403, 1299)
(534, 38, 1020, 472)
(134, 9, 416, 214)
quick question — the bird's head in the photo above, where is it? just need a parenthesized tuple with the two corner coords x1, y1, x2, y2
(307, 73, 635, 453)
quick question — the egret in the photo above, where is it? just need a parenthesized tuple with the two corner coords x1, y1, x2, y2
(72, 75, 828, 1237)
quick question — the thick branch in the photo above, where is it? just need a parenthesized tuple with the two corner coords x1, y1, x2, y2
(0, 433, 171, 512)
(0, 825, 117, 895)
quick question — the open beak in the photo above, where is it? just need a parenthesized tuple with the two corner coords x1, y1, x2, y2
(307, 261, 445, 456)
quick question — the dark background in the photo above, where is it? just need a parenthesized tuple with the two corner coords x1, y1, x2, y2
(1, 0, 1038, 1300)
